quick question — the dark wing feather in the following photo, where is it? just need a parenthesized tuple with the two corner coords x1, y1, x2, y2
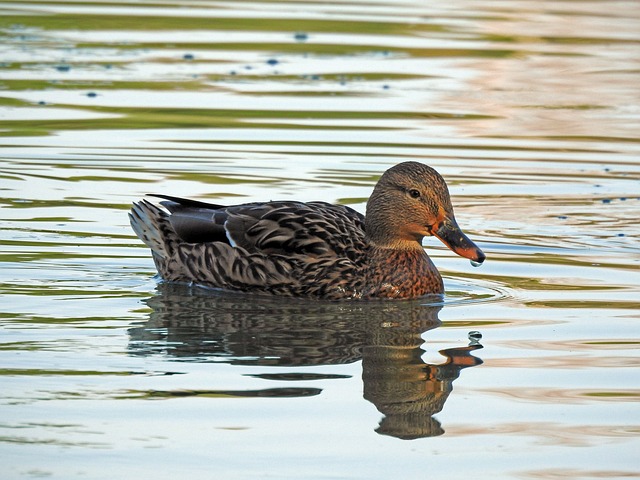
(149, 194, 229, 244)
(148, 195, 366, 259)
(150, 194, 225, 210)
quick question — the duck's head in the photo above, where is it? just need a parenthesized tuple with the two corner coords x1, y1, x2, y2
(365, 161, 485, 265)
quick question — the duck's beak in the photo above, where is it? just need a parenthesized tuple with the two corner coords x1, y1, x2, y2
(431, 217, 485, 265)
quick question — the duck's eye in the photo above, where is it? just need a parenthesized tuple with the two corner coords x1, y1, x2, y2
(408, 189, 421, 199)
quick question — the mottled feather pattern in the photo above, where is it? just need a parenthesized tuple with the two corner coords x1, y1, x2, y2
(225, 201, 366, 258)
(129, 199, 368, 299)
(129, 201, 175, 258)
(177, 242, 298, 291)
(129, 162, 486, 300)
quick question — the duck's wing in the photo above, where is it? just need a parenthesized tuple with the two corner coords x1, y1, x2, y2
(150, 194, 366, 259)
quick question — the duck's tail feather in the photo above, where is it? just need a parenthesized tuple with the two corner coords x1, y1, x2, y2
(129, 200, 178, 259)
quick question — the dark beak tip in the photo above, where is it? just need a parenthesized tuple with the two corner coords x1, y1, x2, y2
(434, 220, 486, 266)
(470, 249, 486, 268)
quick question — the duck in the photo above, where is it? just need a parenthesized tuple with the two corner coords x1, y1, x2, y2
(129, 161, 485, 300)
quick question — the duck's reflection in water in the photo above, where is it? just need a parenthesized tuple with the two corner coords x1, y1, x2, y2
(129, 283, 483, 439)
(363, 327, 482, 439)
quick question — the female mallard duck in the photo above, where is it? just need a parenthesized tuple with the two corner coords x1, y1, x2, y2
(129, 161, 485, 300)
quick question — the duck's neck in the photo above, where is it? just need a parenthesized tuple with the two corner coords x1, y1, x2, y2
(364, 245, 444, 299)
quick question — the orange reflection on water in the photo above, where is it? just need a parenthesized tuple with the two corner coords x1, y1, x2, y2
(447, 422, 637, 447)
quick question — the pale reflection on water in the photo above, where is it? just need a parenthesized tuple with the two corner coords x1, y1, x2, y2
(0, 0, 639, 479)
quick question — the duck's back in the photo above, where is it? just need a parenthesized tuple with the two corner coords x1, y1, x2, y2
(129, 196, 369, 299)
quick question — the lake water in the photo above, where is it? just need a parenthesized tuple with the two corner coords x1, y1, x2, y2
(1, 1, 639, 479)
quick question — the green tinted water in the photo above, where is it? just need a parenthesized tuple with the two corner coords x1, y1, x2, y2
(1, 1, 639, 479)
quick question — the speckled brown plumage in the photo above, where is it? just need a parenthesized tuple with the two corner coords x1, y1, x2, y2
(129, 161, 485, 300)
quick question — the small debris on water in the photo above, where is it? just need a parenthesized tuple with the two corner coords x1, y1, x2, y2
(266, 58, 279, 66)
(602, 198, 611, 204)
(183, 53, 194, 60)
(468, 331, 482, 344)
(86, 92, 97, 97)
(294, 32, 308, 42)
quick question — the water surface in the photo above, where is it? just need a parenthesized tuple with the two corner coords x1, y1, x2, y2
(1, 1, 639, 479)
